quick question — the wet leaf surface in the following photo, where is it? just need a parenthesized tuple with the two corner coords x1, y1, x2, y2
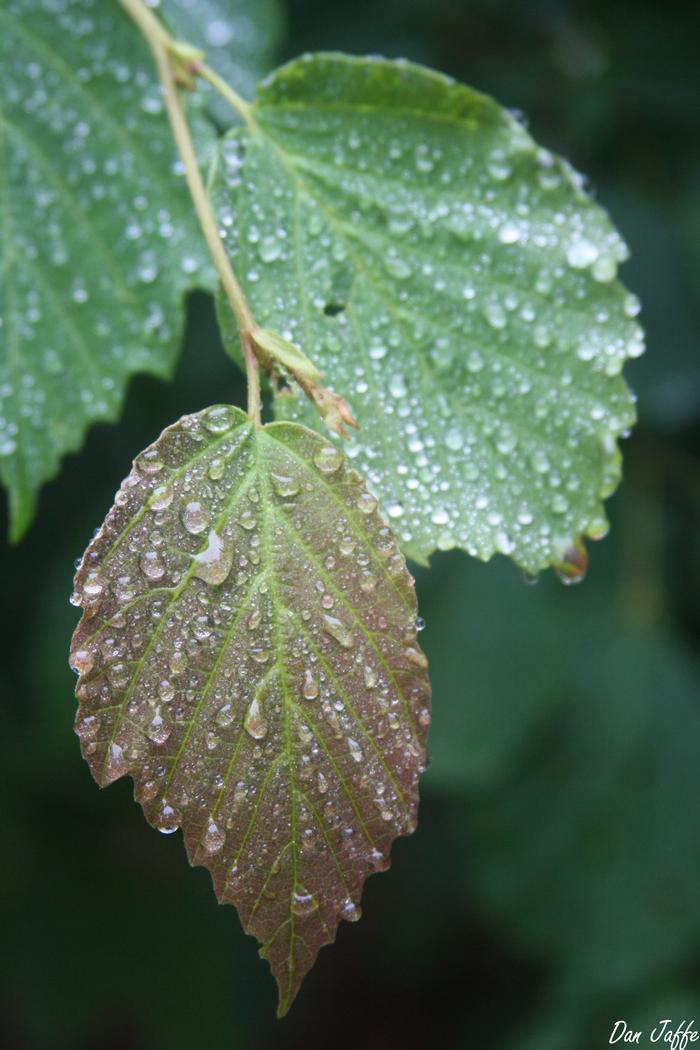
(213, 53, 643, 572)
(0, 0, 214, 540)
(70, 405, 430, 1014)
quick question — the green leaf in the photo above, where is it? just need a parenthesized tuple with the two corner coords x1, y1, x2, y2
(212, 53, 644, 572)
(0, 0, 214, 541)
(69, 405, 430, 1016)
(160, 0, 284, 123)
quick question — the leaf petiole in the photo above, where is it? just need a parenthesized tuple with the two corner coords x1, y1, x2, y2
(119, 0, 262, 422)
(190, 59, 255, 129)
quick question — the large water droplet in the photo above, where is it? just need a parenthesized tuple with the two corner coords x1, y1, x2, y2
(244, 693, 268, 739)
(182, 501, 209, 534)
(83, 571, 106, 599)
(314, 445, 343, 474)
(140, 551, 165, 580)
(203, 406, 235, 434)
(148, 709, 171, 744)
(193, 530, 233, 585)
(341, 898, 362, 922)
(156, 799, 180, 834)
(322, 614, 354, 648)
(151, 482, 174, 510)
(291, 889, 318, 917)
(70, 648, 94, 675)
(203, 820, 225, 854)
(567, 239, 599, 269)
(270, 472, 300, 498)
(357, 492, 377, 515)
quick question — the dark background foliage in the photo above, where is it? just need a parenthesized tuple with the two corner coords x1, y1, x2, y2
(2, 1, 699, 1047)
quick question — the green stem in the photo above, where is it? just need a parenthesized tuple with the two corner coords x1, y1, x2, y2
(193, 62, 255, 129)
(119, 0, 171, 49)
(119, 0, 261, 424)
(242, 332, 262, 426)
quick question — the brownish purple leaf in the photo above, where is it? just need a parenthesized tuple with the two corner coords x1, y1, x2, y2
(70, 405, 430, 1015)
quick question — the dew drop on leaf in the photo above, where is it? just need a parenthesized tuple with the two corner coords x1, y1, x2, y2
(244, 693, 269, 740)
(193, 530, 233, 585)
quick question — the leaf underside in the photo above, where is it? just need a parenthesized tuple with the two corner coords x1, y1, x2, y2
(0, 0, 214, 541)
(70, 405, 430, 1015)
(213, 53, 644, 572)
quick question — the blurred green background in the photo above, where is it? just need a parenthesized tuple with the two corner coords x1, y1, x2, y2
(2, 1, 700, 1047)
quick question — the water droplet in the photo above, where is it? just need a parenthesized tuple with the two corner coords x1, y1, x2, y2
(193, 530, 233, 585)
(554, 541, 588, 586)
(170, 649, 187, 675)
(405, 646, 428, 670)
(623, 293, 641, 318)
(370, 848, 390, 871)
(140, 779, 158, 802)
(82, 571, 106, 600)
(467, 350, 484, 373)
(591, 256, 617, 283)
(567, 239, 599, 269)
(140, 551, 165, 580)
(445, 428, 463, 451)
(106, 743, 127, 778)
(182, 501, 209, 534)
(291, 890, 319, 917)
(244, 693, 268, 739)
(137, 448, 163, 475)
(341, 898, 362, 922)
(384, 255, 412, 280)
(203, 406, 234, 434)
(151, 482, 173, 510)
(322, 614, 354, 648)
(203, 821, 225, 854)
(348, 737, 363, 762)
(498, 221, 520, 244)
(363, 665, 377, 689)
(357, 492, 377, 515)
(302, 669, 319, 700)
(389, 374, 407, 399)
(270, 472, 300, 498)
(70, 648, 94, 675)
(238, 510, 257, 531)
(148, 709, 170, 744)
(156, 799, 180, 834)
(216, 703, 234, 727)
(483, 301, 507, 330)
(413, 144, 434, 173)
(159, 679, 175, 702)
(259, 235, 281, 262)
(76, 714, 99, 740)
(208, 457, 225, 481)
(314, 445, 343, 474)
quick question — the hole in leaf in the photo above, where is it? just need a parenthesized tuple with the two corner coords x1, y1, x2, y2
(323, 301, 345, 316)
